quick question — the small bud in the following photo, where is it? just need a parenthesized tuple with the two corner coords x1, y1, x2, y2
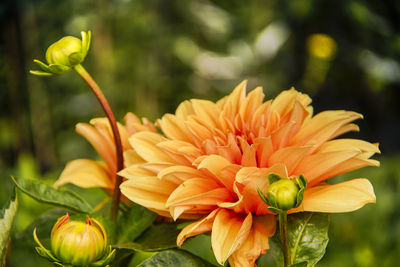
(30, 31, 91, 76)
(267, 179, 300, 210)
(33, 213, 115, 267)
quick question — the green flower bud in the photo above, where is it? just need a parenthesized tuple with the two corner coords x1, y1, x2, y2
(30, 31, 91, 76)
(51, 214, 106, 266)
(46, 36, 83, 67)
(33, 213, 115, 267)
(267, 179, 300, 211)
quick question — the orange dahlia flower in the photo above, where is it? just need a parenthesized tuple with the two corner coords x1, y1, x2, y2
(119, 81, 379, 266)
(55, 112, 155, 191)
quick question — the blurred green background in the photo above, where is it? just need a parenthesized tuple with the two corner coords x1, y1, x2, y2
(0, 0, 399, 266)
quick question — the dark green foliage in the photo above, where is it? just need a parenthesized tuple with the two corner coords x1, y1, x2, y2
(11, 176, 93, 213)
(138, 250, 215, 267)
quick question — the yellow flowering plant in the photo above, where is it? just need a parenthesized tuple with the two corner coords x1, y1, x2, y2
(7, 31, 379, 267)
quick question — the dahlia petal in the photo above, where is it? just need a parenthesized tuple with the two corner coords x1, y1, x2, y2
(254, 137, 274, 168)
(239, 86, 264, 123)
(129, 132, 175, 163)
(76, 122, 116, 174)
(176, 100, 195, 120)
(158, 114, 193, 143)
(90, 118, 131, 151)
(54, 159, 113, 190)
(271, 121, 296, 150)
(191, 99, 221, 128)
(221, 80, 247, 122)
(157, 165, 207, 183)
(293, 150, 361, 185)
(118, 164, 155, 180)
(177, 208, 220, 247)
(317, 139, 381, 154)
(291, 110, 363, 148)
(268, 145, 313, 175)
(296, 178, 376, 213)
(311, 158, 380, 185)
(270, 88, 312, 118)
(157, 140, 201, 165)
(212, 210, 253, 265)
(194, 154, 235, 189)
(229, 215, 276, 267)
(166, 178, 232, 208)
(120, 176, 177, 211)
(331, 123, 360, 139)
(124, 113, 156, 134)
(124, 150, 146, 166)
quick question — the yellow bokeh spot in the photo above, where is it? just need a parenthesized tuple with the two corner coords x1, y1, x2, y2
(307, 34, 337, 60)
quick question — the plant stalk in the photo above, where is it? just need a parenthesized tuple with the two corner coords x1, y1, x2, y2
(73, 64, 123, 221)
(279, 212, 291, 267)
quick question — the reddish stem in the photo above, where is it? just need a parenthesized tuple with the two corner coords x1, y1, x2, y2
(74, 64, 123, 221)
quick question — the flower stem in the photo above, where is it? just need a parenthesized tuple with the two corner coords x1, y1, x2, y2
(73, 64, 123, 221)
(279, 212, 291, 267)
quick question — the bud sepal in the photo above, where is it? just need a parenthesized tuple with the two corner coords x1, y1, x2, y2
(33, 213, 115, 267)
(30, 31, 91, 76)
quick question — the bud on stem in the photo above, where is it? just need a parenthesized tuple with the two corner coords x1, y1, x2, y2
(33, 213, 115, 266)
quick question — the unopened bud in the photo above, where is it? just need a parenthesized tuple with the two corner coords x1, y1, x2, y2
(30, 31, 91, 76)
(33, 213, 115, 267)
(267, 179, 299, 210)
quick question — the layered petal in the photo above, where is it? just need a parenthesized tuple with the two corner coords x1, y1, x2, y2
(212, 209, 253, 265)
(295, 178, 376, 213)
(55, 159, 113, 190)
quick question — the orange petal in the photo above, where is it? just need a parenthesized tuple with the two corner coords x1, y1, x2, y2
(268, 145, 313, 174)
(293, 150, 361, 185)
(211, 210, 253, 265)
(166, 178, 232, 208)
(120, 176, 177, 211)
(291, 110, 362, 149)
(195, 154, 236, 189)
(158, 165, 207, 183)
(129, 132, 175, 163)
(123, 150, 146, 166)
(76, 122, 116, 174)
(158, 114, 193, 144)
(221, 81, 247, 122)
(229, 215, 276, 267)
(310, 157, 380, 186)
(54, 159, 113, 190)
(191, 99, 221, 128)
(177, 208, 219, 247)
(295, 178, 376, 213)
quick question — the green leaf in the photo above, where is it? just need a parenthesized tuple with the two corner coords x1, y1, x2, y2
(257, 212, 329, 267)
(0, 187, 18, 267)
(116, 204, 157, 244)
(113, 223, 180, 252)
(288, 212, 329, 266)
(138, 250, 215, 267)
(11, 176, 93, 214)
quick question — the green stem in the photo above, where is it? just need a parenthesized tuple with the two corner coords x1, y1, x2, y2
(279, 212, 291, 267)
(73, 64, 123, 221)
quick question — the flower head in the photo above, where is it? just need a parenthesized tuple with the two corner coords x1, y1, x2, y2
(120, 81, 379, 266)
(30, 31, 91, 76)
(33, 214, 115, 266)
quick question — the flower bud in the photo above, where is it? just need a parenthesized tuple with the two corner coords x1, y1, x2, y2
(267, 179, 300, 210)
(51, 214, 106, 266)
(30, 31, 91, 76)
(33, 213, 115, 267)
(46, 36, 83, 67)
